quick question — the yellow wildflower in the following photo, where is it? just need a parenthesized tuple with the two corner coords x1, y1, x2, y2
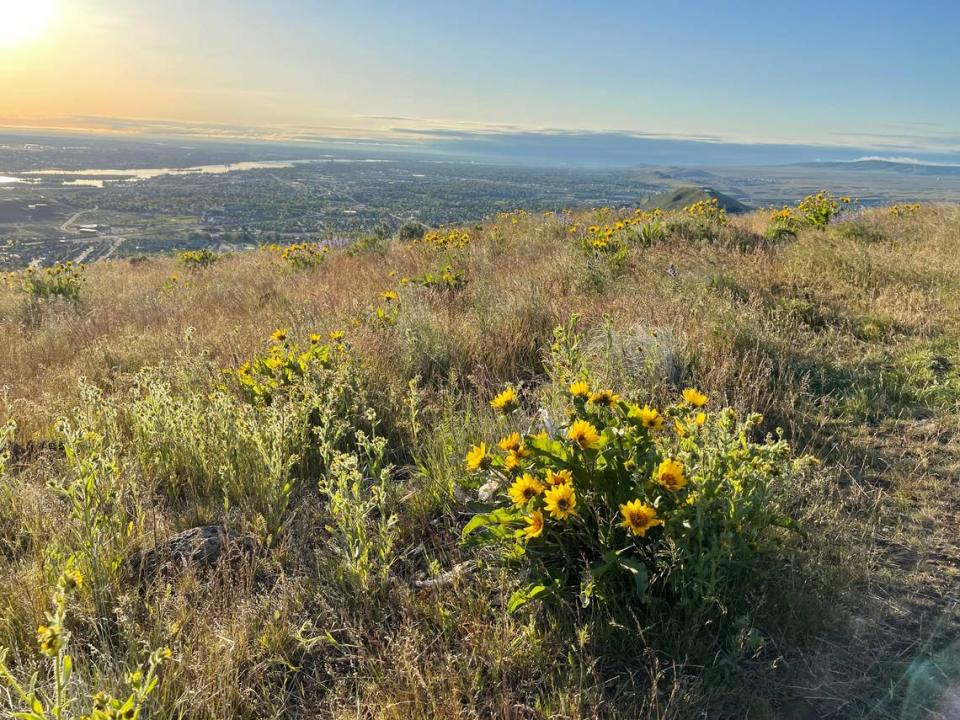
(523, 510, 544, 540)
(682, 387, 708, 407)
(328, 329, 345, 341)
(619, 500, 663, 537)
(695, 412, 707, 426)
(545, 468, 573, 486)
(655, 458, 688, 491)
(567, 419, 601, 450)
(498, 432, 523, 453)
(465, 443, 490, 472)
(381, 290, 399, 303)
(504, 451, 522, 471)
(270, 328, 289, 343)
(568, 380, 591, 398)
(544, 483, 577, 520)
(508, 473, 545, 507)
(630, 404, 663, 431)
(491, 386, 519, 412)
(37, 624, 62, 656)
(589, 389, 620, 407)
(60, 568, 83, 592)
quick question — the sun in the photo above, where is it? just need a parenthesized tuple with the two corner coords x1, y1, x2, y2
(0, 0, 57, 47)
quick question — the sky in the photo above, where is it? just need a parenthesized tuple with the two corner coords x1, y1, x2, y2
(2, 0, 959, 164)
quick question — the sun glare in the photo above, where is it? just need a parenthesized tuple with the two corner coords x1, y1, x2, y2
(0, 0, 56, 47)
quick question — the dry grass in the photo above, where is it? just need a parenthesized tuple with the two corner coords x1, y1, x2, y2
(0, 203, 958, 718)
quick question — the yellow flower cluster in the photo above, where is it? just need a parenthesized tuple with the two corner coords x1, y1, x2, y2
(235, 329, 341, 402)
(422, 228, 470, 248)
(465, 381, 712, 550)
(269, 241, 328, 269)
(577, 208, 664, 251)
(410, 265, 466, 292)
(462, 361, 798, 611)
(683, 198, 728, 225)
(178, 248, 218, 268)
(889, 203, 921, 217)
(769, 191, 850, 236)
(19, 261, 85, 302)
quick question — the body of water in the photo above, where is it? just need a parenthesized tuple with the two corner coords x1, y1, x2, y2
(0, 159, 315, 185)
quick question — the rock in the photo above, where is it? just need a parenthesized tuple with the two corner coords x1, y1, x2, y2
(7, 440, 62, 467)
(129, 525, 255, 582)
(413, 560, 475, 589)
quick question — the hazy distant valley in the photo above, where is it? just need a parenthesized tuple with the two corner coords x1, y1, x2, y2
(3, 132, 960, 268)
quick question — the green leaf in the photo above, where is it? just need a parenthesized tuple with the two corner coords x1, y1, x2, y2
(589, 551, 618, 580)
(618, 557, 649, 596)
(462, 508, 521, 538)
(507, 583, 549, 612)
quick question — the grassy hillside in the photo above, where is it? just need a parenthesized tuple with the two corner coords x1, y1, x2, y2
(636, 186, 749, 213)
(0, 198, 958, 718)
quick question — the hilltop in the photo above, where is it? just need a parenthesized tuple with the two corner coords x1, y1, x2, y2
(790, 158, 960, 175)
(0, 198, 958, 718)
(636, 185, 750, 213)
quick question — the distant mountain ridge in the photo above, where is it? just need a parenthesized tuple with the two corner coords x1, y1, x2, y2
(788, 159, 960, 176)
(637, 186, 750, 213)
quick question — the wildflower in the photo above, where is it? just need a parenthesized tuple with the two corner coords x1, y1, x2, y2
(37, 624, 62, 656)
(544, 483, 577, 520)
(619, 500, 663, 537)
(673, 420, 687, 438)
(60, 568, 83, 593)
(695, 412, 707, 426)
(465, 443, 490, 472)
(629, 404, 663, 431)
(508, 473, 545, 507)
(498, 432, 523, 453)
(381, 290, 399, 303)
(589, 389, 620, 407)
(328, 329, 345, 341)
(523, 510, 545, 540)
(309, 333, 322, 344)
(504, 450, 523, 471)
(682, 387, 708, 407)
(544, 468, 573, 486)
(568, 380, 591, 398)
(270, 328, 289, 343)
(655, 458, 688, 491)
(567, 419, 601, 450)
(491, 386, 519, 412)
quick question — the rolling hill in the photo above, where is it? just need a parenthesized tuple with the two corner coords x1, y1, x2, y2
(636, 185, 750, 213)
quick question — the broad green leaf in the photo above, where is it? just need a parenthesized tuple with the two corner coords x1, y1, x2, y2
(507, 583, 549, 612)
(618, 557, 649, 596)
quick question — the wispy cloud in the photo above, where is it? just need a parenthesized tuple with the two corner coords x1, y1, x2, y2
(1, 114, 959, 167)
(853, 155, 960, 167)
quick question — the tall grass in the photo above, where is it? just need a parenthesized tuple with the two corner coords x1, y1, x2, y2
(0, 202, 957, 717)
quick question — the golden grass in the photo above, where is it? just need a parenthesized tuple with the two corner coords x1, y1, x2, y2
(0, 203, 959, 717)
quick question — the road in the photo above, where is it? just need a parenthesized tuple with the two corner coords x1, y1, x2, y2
(59, 206, 99, 233)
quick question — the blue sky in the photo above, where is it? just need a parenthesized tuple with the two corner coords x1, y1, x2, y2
(3, 0, 959, 163)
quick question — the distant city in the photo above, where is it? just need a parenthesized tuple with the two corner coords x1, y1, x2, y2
(3, 131, 960, 268)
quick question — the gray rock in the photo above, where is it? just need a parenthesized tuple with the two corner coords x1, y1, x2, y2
(129, 525, 255, 581)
